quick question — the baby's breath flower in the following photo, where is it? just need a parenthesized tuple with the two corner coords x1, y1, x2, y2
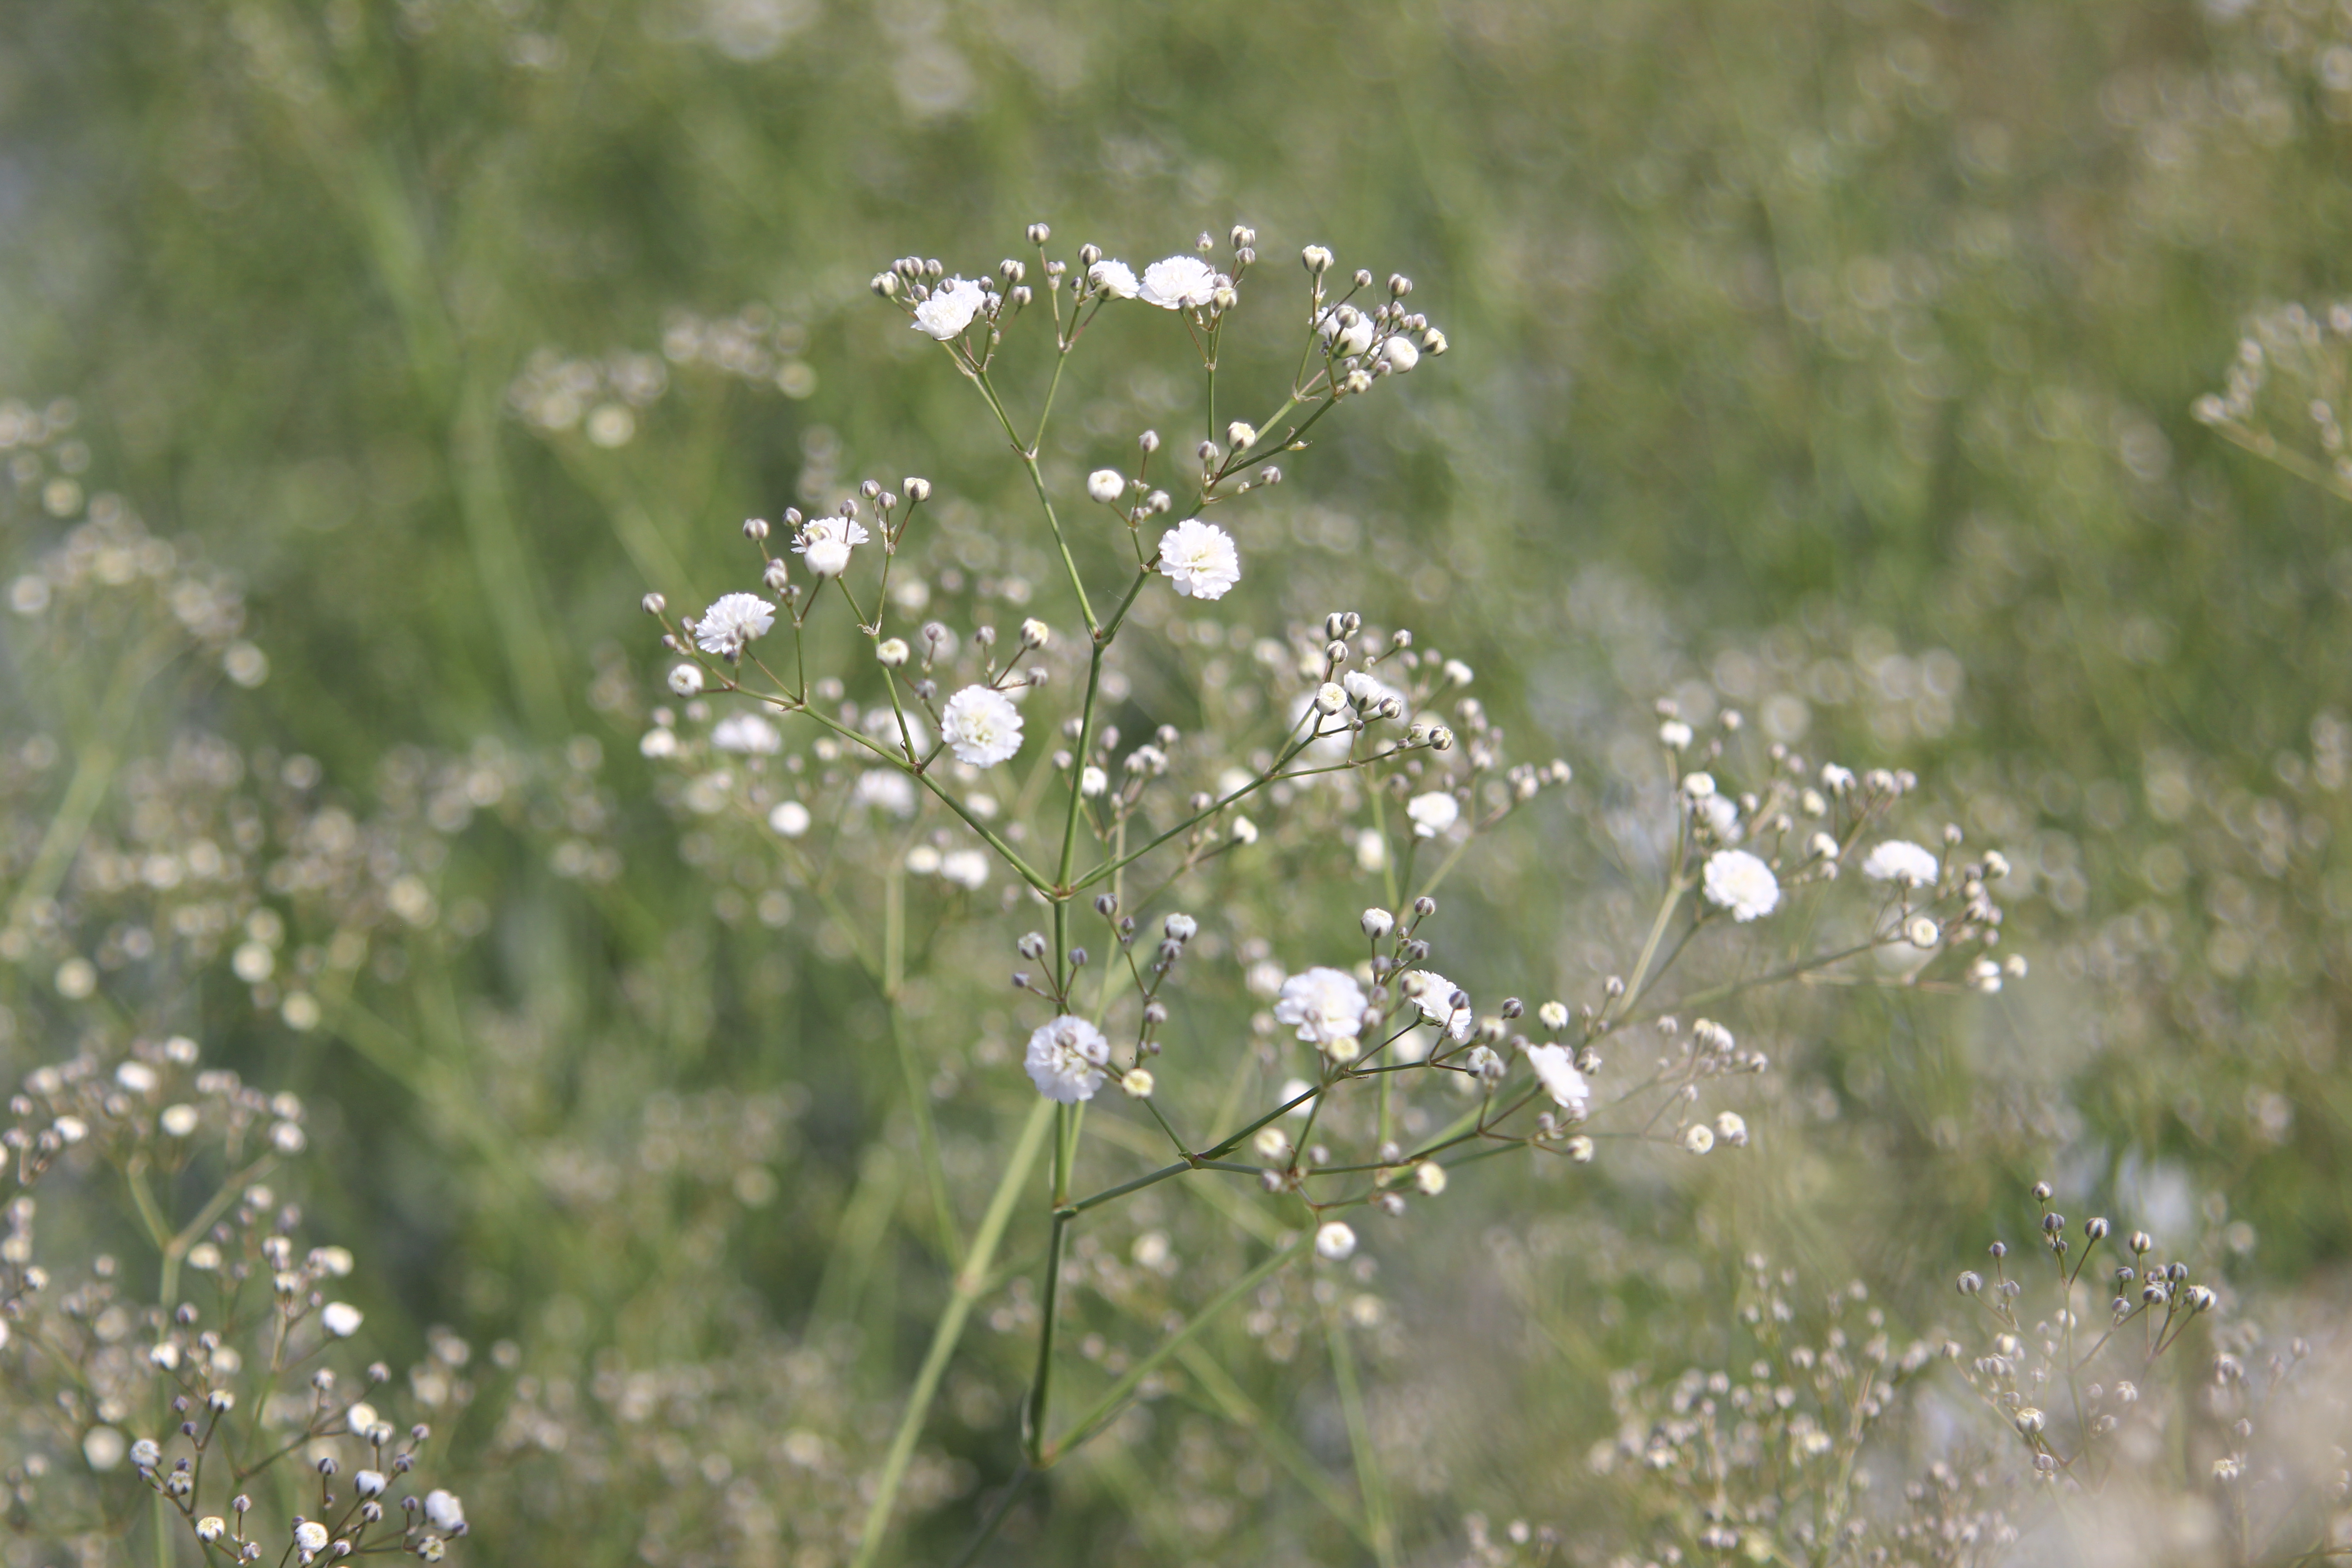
(320, 1302, 363, 1338)
(1382, 336, 1420, 372)
(668, 663, 704, 696)
(876, 638, 910, 666)
(423, 1491, 466, 1533)
(1314, 1221, 1357, 1261)
(941, 686, 1024, 768)
(1024, 1015, 1109, 1103)
(1156, 519, 1241, 600)
(1862, 840, 1940, 887)
(794, 515, 868, 578)
(1682, 1122, 1716, 1154)
(293, 1521, 329, 1553)
(1087, 258, 1138, 299)
(1702, 849, 1781, 922)
(1139, 255, 1219, 310)
(1525, 1044, 1589, 1117)
(1230, 815, 1258, 844)
(1406, 791, 1459, 838)
(768, 800, 811, 837)
(1274, 967, 1370, 1058)
(711, 713, 781, 755)
(1414, 1161, 1448, 1196)
(1715, 1110, 1749, 1145)
(692, 593, 774, 657)
(1079, 765, 1107, 797)
(1405, 971, 1474, 1043)
(1086, 469, 1124, 504)
(1659, 719, 1693, 749)
(1120, 1068, 1154, 1098)
(911, 277, 988, 339)
(939, 849, 988, 889)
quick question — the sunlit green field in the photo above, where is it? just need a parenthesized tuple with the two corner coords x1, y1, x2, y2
(4, 2, 2350, 1563)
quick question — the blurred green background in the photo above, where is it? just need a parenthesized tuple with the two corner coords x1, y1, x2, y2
(5, 0, 2351, 1561)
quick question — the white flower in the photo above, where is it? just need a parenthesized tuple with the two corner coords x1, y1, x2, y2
(1343, 670, 1405, 711)
(1120, 1068, 1154, 1098)
(1525, 1044, 1590, 1117)
(693, 593, 775, 657)
(1079, 764, 1107, 797)
(1087, 469, 1125, 504)
(911, 276, 988, 339)
(1414, 1161, 1448, 1196)
(640, 727, 678, 759)
(1682, 1123, 1715, 1155)
(853, 769, 918, 817)
(320, 1302, 363, 1338)
(294, 1521, 329, 1553)
(1406, 970, 1474, 1043)
(668, 663, 704, 697)
(1274, 967, 1370, 1059)
(1360, 907, 1394, 940)
(1715, 1111, 1749, 1146)
(1406, 792, 1459, 838)
(711, 713, 781, 754)
(768, 800, 811, 837)
(1701, 850, 1781, 922)
(1314, 1221, 1357, 1260)
(1862, 840, 1940, 888)
(1659, 719, 1692, 750)
(1319, 305, 1375, 357)
(1156, 519, 1241, 600)
(354, 1470, 387, 1499)
(423, 1490, 466, 1533)
(1025, 1015, 1110, 1103)
(1382, 335, 1420, 372)
(939, 849, 988, 889)
(1700, 794, 1741, 842)
(1681, 770, 1716, 798)
(1088, 258, 1139, 299)
(941, 686, 1024, 768)
(1278, 1078, 1316, 1116)
(862, 704, 931, 755)
(794, 515, 869, 579)
(1138, 255, 1219, 310)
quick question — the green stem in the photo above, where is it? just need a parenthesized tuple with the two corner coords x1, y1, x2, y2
(1324, 1297, 1396, 1568)
(849, 1098, 1054, 1568)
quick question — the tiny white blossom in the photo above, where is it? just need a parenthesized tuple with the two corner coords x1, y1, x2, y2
(853, 769, 918, 817)
(294, 1521, 329, 1553)
(1862, 840, 1940, 887)
(1715, 1111, 1749, 1145)
(1681, 770, 1717, 798)
(1157, 519, 1241, 600)
(1382, 335, 1420, 372)
(1087, 469, 1125, 504)
(1314, 1221, 1357, 1260)
(1406, 792, 1459, 838)
(939, 849, 988, 889)
(1414, 1161, 1448, 1196)
(1120, 1067, 1154, 1098)
(794, 515, 869, 579)
(354, 1470, 386, 1499)
(1406, 970, 1474, 1043)
(423, 1490, 466, 1533)
(1702, 850, 1781, 922)
(941, 686, 1024, 768)
(1079, 765, 1107, 797)
(693, 593, 774, 657)
(640, 727, 678, 759)
(1525, 1044, 1590, 1117)
(912, 277, 988, 339)
(1274, 967, 1370, 1059)
(319, 1302, 363, 1338)
(1025, 1015, 1109, 1103)
(1682, 1123, 1715, 1155)
(1230, 815, 1258, 844)
(1659, 719, 1692, 750)
(1138, 255, 1219, 310)
(668, 663, 704, 697)
(1087, 258, 1139, 299)
(711, 713, 781, 755)
(768, 801, 812, 837)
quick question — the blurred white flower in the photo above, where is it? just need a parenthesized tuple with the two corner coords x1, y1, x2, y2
(912, 277, 987, 339)
(1157, 518, 1240, 600)
(939, 849, 988, 889)
(1274, 967, 1369, 1059)
(423, 1490, 466, 1533)
(1088, 258, 1138, 299)
(1406, 970, 1474, 1043)
(711, 713, 781, 754)
(693, 593, 774, 657)
(320, 1302, 363, 1338)
(795, 515, 868, 578)
(1406, 791, 1459, 838)
(1086, 469, 1125, 504)
(1702, 849, 1780, 921)
(1314, 1221, 1357, 1260)
(1862, 840, 1940, 887)
(1525, 1044, 1589, 1117)
(1139, 255, 1219, 309)
(853, 769, 918, 817)
(1025, 1015, 1109, 1102)
(941, 686, 1024, 767)
(668, 663, 704, 697)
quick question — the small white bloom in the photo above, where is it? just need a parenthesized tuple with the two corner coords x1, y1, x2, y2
(1659, 720, 1693, 750)
(693, 593, 775, 657)
(710, 713, 781, 755)
(1319, 305, 1375, 357)
(423, 1490, 466, 1533)
(1230, 814, 1258, 845)
(1254, 1126, 1293, 1162)
(852, 769, 918, 817)
(1087, 469, 1126, 504)
(794, 515, 869, 578)
(1079, 764, 1107, 797)
(1681, 770, 1716, 799)
(941, 686, 1024, 768)
(1414, 1161, 1448, 1196)
(1525, 1044, 1590, 1117)
(1382, 335, 1420, 372)
(668, 663, 704, 696)
(319, 1302, 363, 1338)
(1025, 1015, 1110, 1103)
(1538, 1000, 1569, 1030)
(354, 1471, 387, 1499)
(116, 1061, 158, 1094)
(876, 638, 910, 666)
(1406, 792, 1459, 838)
(911, 276, 988, 339)
(1274, 967, 1370, 1058)
(640, 727, 678, 759)
(160, 1104, 199, 1137)
(1862, 840, 1940, 888)
(1360, 907, 1394, 940)
(1702, 850, 1781, 922)
(1682, 1123, 1716, 1155)
(1406, 970, 1474, 1043)
(1715, 1111, 1749, 1146)
(1314, 1221, 1357, 1260)
(1278, 1078, 1316, 1116)
(1809, 832, 1840, 861)
(293, 1521, 329, 1553)
(1138, 255, 1219, 310)
(939, 849, 988, 889)
(1315, 682, 1348, 715)
(1087, 258, 1139, 299)
(1120, 1068, 1154, 1098)
(196, 1518, 225, 1542)
(768, 800, 812, 837)
(1157, 518, 1241, 600)
(1820, 763, 1855, 793)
